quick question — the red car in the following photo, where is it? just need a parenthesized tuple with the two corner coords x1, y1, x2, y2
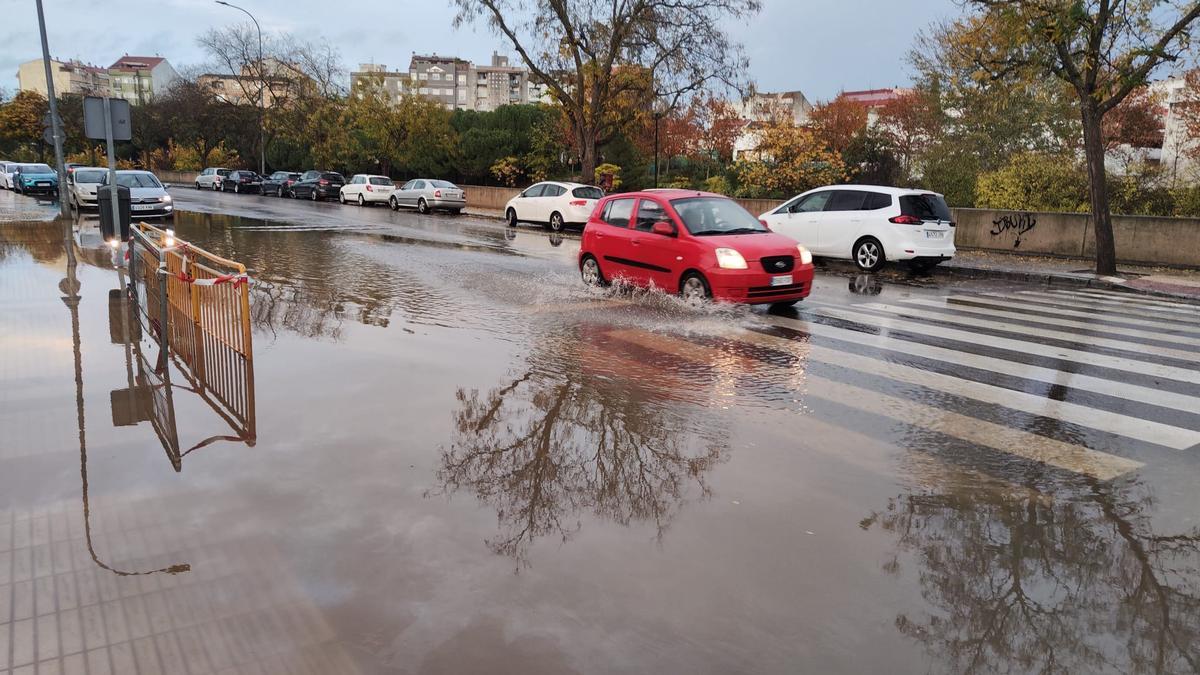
(579, 190, 815, 307)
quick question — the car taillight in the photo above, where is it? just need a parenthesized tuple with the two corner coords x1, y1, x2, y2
(366, 184, 372, 192)
(890, 215, 922, 225)
(434, 189, 442, 198)
(319, 179, 329, 185)
(569, 199, 587, 206)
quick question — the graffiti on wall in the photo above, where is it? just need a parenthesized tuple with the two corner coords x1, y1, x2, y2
(990, 213, 1037, 249)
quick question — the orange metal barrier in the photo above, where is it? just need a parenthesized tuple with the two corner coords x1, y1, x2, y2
(131, 222, 255, 442)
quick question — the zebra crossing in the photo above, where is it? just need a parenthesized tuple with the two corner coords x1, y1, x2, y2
(598, 286, 1200, 482)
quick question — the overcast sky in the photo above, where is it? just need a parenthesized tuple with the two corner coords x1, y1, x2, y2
(3, 0, 958, 102)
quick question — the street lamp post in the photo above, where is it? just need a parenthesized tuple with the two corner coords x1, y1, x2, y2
(35, 0, 70, 219)
(215, 0, 265, 176)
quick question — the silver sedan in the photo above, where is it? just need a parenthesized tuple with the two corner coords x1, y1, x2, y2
(389, 179, 466, 214)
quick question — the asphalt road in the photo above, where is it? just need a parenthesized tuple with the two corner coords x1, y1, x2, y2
(2, 185, 1200, 674)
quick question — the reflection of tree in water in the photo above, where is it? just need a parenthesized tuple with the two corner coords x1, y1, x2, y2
(436, 363, 727, 565)
(861, 470, 1200, 674)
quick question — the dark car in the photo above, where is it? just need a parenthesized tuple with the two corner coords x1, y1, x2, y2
(262, 171, 301, 197)
(290, 170, 345, 201)
(221, 170, 263, 194)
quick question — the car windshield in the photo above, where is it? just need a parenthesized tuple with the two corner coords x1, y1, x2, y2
(103, 173, 162, 188)
(900, 194, 953, 221)
(429, 180, 456, 188)
(216, 169, 231, 176)
(572, 186, 604, 200)
(671, 197, 768, 236)
(74, 170, 106, 183)
(369, 177, 394, 186)
(20, 164, 54, 173)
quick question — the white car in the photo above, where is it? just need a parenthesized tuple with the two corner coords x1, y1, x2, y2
(0, 162, 17, 190)
(66, 166, 108, 209)
(103, 170, 174, 219)
(504, 181, 604, 231)
(760, 185, 956, 272)
(340, 174, 395, 206)
(195, 167, 231, 190)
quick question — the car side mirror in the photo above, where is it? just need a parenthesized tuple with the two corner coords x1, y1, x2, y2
(651, 221, 676, 237)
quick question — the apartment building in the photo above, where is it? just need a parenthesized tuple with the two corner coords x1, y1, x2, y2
(16, 58, 112, 97)
(107, 56, 179, 104)
(350, 52, 548, 111)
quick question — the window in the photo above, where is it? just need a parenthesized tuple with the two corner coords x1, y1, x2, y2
(73, 170, 106, 184)
(900, 194, 953, 221)
(572, 186, 604, 199)
(458, 74, 466, 84)
(419, 87, 429, 95)
(522, 184, 546, 198)
(672, 197, 768, 235)
(543, 184, 566, 197)
(202, 168, 212, 175)
(412, 180, 426, 190)
(601, 198, 635, 227)
(458, 90, 466, 102)
(791, 191, 832, 213)
(634, 200, 667, 232)
(825, 190, 867, 211)
(104, 172, 162, 188)
(863, 192, 892, 210)
(430, 73, 441, 81)
(369, 177, 394, 186)
(430, 180, 457, 188)
(217, 169, 231, 177)
(418, 72, 428, 81)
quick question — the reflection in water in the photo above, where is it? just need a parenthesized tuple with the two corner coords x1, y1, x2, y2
(63, 241, 192, 576)
(862, 468, 1200, 674)
(435, 327, 728, 565)
(849, 274, 883, 296)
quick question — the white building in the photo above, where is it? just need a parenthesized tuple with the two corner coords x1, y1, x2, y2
(106, 56, 179, 104)
(350, 53, 547, 111)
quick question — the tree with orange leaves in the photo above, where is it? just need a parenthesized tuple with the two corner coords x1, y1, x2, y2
(808, 95, 869, 156)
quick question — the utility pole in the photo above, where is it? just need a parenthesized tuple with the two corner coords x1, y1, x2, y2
(35, 0, 70, 219)
(216, 0, 266, 176)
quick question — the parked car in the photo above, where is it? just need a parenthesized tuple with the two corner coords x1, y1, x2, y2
(262, 171, 301, 197)
(65, 166, 107, 209)
(579, 189, 815, 308)
(195, 167, 231, 190)
(340, 175, 396, 206)
(12, 163, 59, 197)
(760, 185, 956, 272)
(103, 170, 174, 219)
(290, 170, 345, 201)
(389, 178, 464, 214)
(0, 162, 17, 190)
(222, 170, 263, 194)
(505, 181, 604, 231)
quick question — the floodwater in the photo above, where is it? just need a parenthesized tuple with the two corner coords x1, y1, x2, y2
(1, 187, 1199, 674)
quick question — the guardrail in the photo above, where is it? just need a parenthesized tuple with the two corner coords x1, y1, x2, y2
(130, 222, 255, 442)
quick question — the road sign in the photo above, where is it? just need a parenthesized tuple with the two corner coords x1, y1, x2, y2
(83, 96, 131, 141)
(42, 111, 57, 145)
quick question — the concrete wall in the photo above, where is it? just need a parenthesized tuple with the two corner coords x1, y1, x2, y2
(953, 207, 1200, 268)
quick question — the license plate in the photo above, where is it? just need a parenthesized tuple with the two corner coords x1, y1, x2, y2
(37, 182, 50, 186)
(925, 230, 944, 239)
(131, 204, 157, 211)
(771, 274, 793, 287)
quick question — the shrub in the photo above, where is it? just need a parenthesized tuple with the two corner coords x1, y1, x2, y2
(594, 162, 622, 191)
(975, 152, 1088, 212)
(489, 156, 523, 187)
(701, 175, 731, 195)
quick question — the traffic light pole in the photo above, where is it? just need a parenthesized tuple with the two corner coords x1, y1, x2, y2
(35, 0, 71, 219)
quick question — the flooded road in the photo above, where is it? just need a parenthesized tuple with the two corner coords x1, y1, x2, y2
(2, 187, 1200, 674)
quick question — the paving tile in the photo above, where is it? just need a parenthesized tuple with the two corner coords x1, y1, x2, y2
(61, 651, 87, 675)
(109, 641, 137, 674)
(132, 635, 164, 675)
(36, 612, 59, 662)
(0, 621, 9, 670)
(34, 576, 55, 616)
(11, 617, 34, 667)
(54, 573, 77, 613)
(11, 580, 32, 622)
(57, 608, 83, 657)
(79, 604, 107, 652)
(85, 647, 113, 675)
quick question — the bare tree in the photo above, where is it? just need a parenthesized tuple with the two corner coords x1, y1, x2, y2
(453, 0, 759, 178)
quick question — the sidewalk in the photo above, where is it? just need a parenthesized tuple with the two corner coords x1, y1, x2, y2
(941, 249, 1200, 303)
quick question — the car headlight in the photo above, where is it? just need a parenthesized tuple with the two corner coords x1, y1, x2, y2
(797, 245, 812, 265)
(162, 195, 172, 204)
(715, 248, 748, 270)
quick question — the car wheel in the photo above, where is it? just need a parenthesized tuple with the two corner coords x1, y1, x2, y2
(506, 208, 518, 227)
(194, 182, 201, 190)
(234, 183, 240, 194)
(580, 255, 606, 287)
(853, 237, 885, 272)
(311, 188, 318, 201)
(358, 194, 366, 207)
(549, 212, 564, 232)
(212, 182, 219, 191)
(450, 209, 462, 215)
(339, 192, 347, 204)
(417, 198, 429, 214)
(389, 196, 399, 211)
(679, 272, 712, 305)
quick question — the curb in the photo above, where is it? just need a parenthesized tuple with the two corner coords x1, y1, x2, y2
(935, 264, 1200, 305)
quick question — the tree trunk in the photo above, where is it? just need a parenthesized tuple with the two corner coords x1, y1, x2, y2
(579, 129, 597, 184)
(1081, 104, 1118, 276)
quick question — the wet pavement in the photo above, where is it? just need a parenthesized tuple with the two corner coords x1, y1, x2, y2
(2, 186, 1200, 674)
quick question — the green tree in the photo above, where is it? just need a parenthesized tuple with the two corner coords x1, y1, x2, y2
(0, 90, 49, 160)
(945, 0, 1200, 274)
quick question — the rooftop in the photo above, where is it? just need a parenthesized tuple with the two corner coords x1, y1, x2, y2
(109, 55, 167, 72)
